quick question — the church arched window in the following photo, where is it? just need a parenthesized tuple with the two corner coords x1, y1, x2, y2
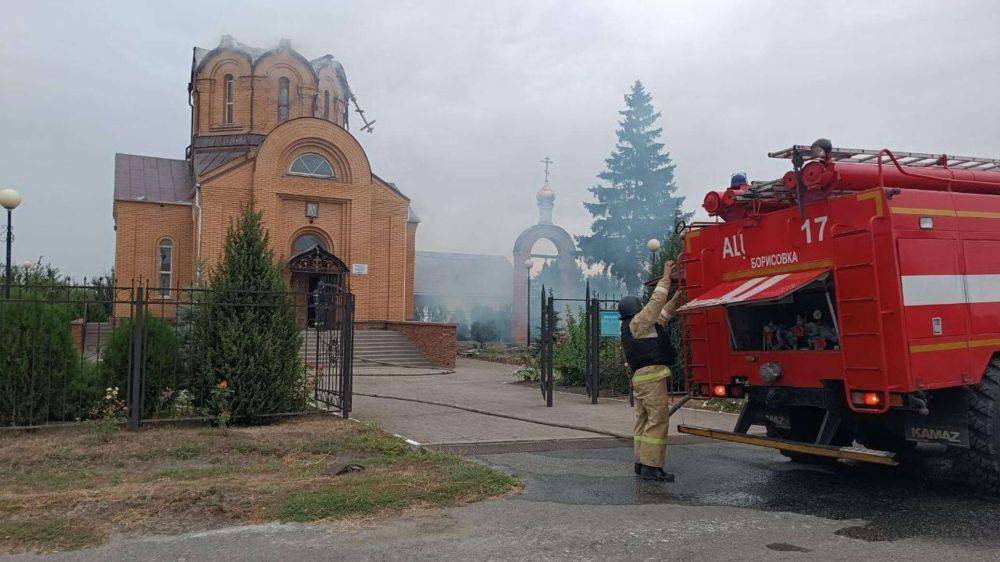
(223, 74, 234, 124)
(157, 238, 173, 297)
(323, 90, 330, 120)
(289, 153, 335, 178)
(277, 77, 290, 123)
(292, 233, 328, 254)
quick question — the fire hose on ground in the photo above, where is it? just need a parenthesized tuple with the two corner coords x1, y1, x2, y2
(352, 391, 693, 440)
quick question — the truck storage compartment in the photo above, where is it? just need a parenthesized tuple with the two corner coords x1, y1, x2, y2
(726, 275, 840, 351)
(678, 269, 839, 352)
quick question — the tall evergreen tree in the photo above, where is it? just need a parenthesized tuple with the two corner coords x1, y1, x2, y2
(578, 80, 689, 294)
(189, 201, 305, 423)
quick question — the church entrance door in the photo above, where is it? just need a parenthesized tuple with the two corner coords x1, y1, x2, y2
(288, 245, 350, 328)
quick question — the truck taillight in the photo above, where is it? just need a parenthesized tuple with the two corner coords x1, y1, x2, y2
(851, 391, 884, 408)
(697, 383, 745, 398)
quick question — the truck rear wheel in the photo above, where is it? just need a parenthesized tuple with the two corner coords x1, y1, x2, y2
(961, 358, 1000, 492)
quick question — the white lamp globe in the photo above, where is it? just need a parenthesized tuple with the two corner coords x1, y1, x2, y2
(646, 238, 661, 252)
(0, 189, 21, 210)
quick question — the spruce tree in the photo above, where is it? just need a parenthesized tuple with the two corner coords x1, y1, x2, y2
(578, 80, 689, 294)
(189, 201, 304, 423)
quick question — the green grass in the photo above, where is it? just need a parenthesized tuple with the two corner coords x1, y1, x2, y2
(0, 464, 97, 492)
(134, 444, 204, 461)
(231, 441, 278, 456)
(277, 453, 517, 522)
(150, 463, 241, 481)
(0, 518, 104, 553)
(306, 423, 411, 458)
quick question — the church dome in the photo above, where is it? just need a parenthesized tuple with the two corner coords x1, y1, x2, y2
(536, 181, 555, 202)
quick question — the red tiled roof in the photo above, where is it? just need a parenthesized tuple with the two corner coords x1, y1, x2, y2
(114, 153, 193, 204)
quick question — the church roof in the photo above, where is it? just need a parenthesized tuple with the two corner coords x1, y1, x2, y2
(193, 36, 353, 99)
(114, 153, 193, 205)
(193, 149, 248, 177)
(372, 173, 410, 201)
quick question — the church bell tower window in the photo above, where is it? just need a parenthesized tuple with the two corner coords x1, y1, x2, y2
(278, 77, 290, 123)
(224, 74, 234, 124)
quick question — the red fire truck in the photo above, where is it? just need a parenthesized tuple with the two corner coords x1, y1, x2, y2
(676, 140, 1000, 489)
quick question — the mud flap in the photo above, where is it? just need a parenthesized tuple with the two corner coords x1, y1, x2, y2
(903, 389, 970, 448)
(733, 398, 763, 434)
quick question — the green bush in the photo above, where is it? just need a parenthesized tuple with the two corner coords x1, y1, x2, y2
(101, 315, 182, 418)
(550, 305, 657, 395)
(0, 288, 102, 425)
(9, 261, 114, 323)
(470, 320, 499, 344)
(188, 202, 306, 424)
(598, 339, 630, 394)
(553, 306, 586, 386)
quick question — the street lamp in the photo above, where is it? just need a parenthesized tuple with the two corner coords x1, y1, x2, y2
(524, 258, 533, 346)
(0, 189, 22, 299)
(646, 238, 661, 278)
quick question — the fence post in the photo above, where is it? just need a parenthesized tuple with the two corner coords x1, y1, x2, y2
(589, 297, 600, 405)
(546, 292, 554, 408)
(342, 293, 355, 419)
(128, 286, 144, 431)
(584, 283, 591, 401)
(538, 285, 547, 402)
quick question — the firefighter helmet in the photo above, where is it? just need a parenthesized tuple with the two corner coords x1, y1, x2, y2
(618, 295, 643, 319)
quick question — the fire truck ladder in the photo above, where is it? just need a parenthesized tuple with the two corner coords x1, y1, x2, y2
(740, 146, 1000, 202)
(768, 145, 1000, 171)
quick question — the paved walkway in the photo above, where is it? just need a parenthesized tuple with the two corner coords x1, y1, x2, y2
(352, 357, 746, 445)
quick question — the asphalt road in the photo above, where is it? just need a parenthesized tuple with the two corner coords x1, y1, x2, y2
(9, 441, 1000, 561)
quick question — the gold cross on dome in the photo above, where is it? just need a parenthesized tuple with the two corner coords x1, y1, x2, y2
(541, 157, 554, 182)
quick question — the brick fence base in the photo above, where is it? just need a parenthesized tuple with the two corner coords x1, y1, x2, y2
(356, 321, 457, 368)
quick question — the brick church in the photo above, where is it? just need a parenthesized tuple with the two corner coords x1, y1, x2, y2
(112, 36, 418, 322)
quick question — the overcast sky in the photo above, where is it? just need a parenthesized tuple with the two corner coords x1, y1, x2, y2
(2, 0, 999, 278)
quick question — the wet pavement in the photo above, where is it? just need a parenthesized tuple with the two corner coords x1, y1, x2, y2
(479, 440, 1000, 548)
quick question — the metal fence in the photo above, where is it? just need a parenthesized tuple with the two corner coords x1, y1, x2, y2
(0, 282, 353, 429)
(537, 284, 688, 407)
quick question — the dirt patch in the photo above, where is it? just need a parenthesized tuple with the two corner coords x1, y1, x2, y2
(0, 416, 519, 554)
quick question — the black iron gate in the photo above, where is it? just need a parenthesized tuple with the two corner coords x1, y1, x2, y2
(306, 284, 355, 417)
(583, 289, 624, 404)
(537, 282, 687, 407)
(536, 284, 622, 407)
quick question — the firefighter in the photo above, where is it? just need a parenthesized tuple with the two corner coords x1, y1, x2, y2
(619, 263, 681, 482)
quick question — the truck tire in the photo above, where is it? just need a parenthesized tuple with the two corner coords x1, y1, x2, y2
(961, 358, 1000, 492)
